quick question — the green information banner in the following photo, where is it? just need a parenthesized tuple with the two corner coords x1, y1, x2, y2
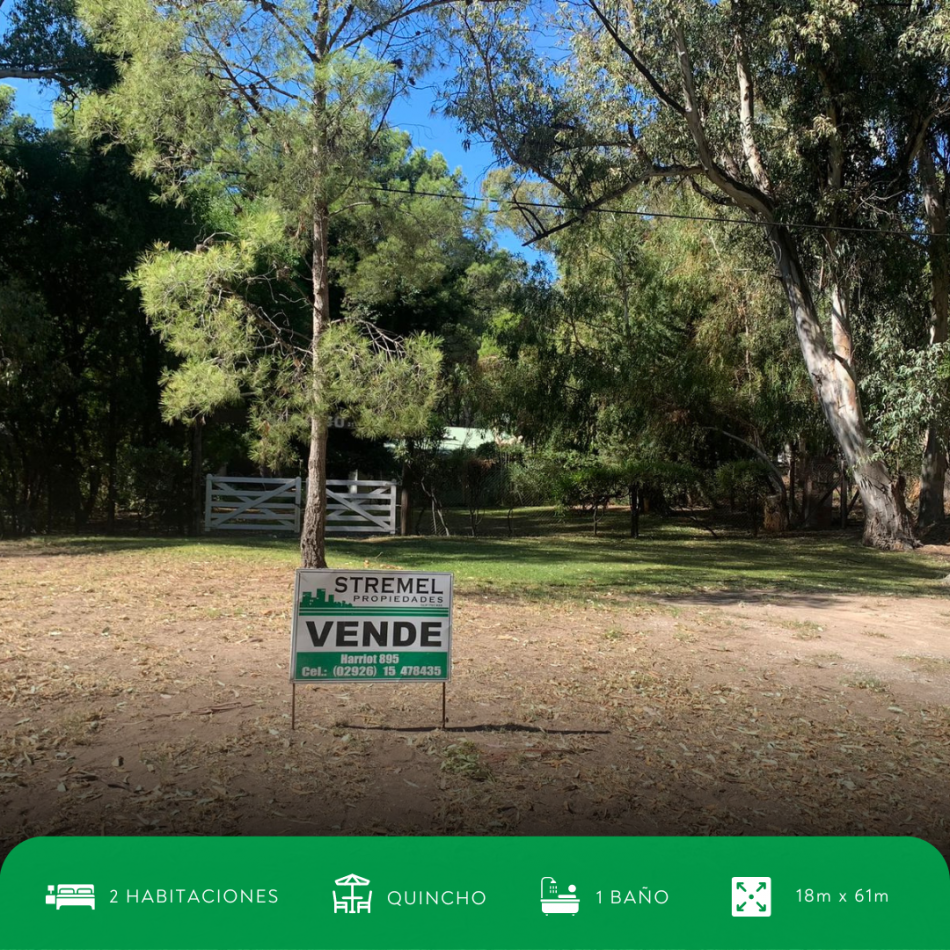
(0, 837, 947, 950)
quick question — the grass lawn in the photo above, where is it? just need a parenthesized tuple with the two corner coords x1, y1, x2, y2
(4, 507, 947, 599)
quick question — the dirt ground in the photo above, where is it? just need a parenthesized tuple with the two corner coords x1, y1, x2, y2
(1, 543, 949, 862)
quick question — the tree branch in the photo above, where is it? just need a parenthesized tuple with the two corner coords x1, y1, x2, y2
(254, 0, 317, 63)
(734, 29, 772, 195)
(340, 0, 510, 53)
(709, 428, 787, 500)
(672, 23, 774, 218)
(196, 33, 280, 118)
(0, 64, 71, 82)
(327, 2, 356, 50)
(690, 178, 734, 207)
(459, 13, 576, 208)
(585, 0, 686, 116)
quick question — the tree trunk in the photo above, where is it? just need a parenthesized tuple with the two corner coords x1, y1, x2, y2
(673, 24, 915, 548)
(301, 412, 328, 568)
(106, 383, 118, 534)
(300, 198, 331, 568)
(400, 440, 414, 536)
(189, 416, 203, 536)
(788, 443, 797, 519)
(839, 458, 848, 529)
(917, 139, 949, 530)
(858, 466, 911, 547)
(767, 225, 917, 549)
(629, 482, 639, 539)
(82, 467, 101, 528)
(300, 26, 331, 570)
(919, 428, 946, 530)
(400, 465, 412, 536)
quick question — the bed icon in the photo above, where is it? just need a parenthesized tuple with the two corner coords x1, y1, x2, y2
(45, 885, 95, 910)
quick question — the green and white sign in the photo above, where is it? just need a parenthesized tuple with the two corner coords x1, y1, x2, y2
(290, 569, 453, 683)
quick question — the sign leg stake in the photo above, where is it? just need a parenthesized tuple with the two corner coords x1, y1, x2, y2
(291, 682, 296, 731)
(441, 682, 446, 731)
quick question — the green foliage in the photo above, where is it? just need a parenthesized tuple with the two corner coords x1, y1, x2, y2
(330, 133, 525, 388)
(620, 460, 707, 502)
(320, 322, 443, 440)
(78, 0, 392, 209)
(75, 0, 472, 561)
(496, 443, 549, 510)
(466, 186, 821, 481)
(6, 0, 948, 545)
(119, 442, 188, 528)
(555, 461, 622, 514)
(861, 306, 950, 475)
(0, 91, 195, 533)
(500, 449, 585, 508)
(488, 449, 706, 530)
(129, 204, 295, 442)
(713, 460, 774, 509)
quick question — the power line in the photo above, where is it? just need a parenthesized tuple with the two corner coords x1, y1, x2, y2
(0, 140, 940, 242)
(364, 184, 942, 243)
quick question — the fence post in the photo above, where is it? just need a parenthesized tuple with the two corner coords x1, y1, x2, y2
(389, 481, 397, 535)
(204, 474, 213, 532)
(294, 476, 302, 534)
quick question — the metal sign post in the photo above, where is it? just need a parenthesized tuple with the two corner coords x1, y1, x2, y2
(289, 569, 453, 731)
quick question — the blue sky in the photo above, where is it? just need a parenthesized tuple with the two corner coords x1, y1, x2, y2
(383, 79, 546, 266)
(1, 73, 57, 122)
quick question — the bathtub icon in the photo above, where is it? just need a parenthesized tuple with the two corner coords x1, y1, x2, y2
(541, 877, 579, 915)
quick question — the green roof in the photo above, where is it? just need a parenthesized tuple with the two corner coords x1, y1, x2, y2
(440, 427, 500, 451)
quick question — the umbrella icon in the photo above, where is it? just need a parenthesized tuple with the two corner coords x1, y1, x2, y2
(334, 874, 372, 914)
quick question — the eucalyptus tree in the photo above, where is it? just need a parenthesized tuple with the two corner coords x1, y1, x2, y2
(856, 10, 950, 530)
(900, 19, 950, 530)
(915, 124, 950, 529)
(78, 0, 496, 567)
(444, 0, 944, 549)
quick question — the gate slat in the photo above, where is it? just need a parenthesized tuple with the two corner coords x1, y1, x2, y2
(326, 489, 391, 529)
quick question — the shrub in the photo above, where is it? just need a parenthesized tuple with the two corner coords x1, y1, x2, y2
(713, 459, 774, 534)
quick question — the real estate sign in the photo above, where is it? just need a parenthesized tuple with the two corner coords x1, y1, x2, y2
(290, 569, 453, 683)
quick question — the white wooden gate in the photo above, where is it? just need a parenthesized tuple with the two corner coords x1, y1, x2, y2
(325, 479, 397, 535)
(205, 476, 397, 535)
(205, 476, 302, 533)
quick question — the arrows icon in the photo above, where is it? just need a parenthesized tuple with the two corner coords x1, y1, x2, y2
(733, 876, 772, 918)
